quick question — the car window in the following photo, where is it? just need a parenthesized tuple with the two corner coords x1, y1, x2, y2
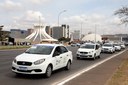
(25, 45, 54, 55)
(96, 45, 99, 50)
(60, 46, 68, 53)
(103, 44, 113, 47)
(53, 46, 62, 57)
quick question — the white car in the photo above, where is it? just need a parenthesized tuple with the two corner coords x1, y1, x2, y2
(120, 43, 125, 49)
(76, 43, 101, 60)
(102, 43, 115, 53)
(114, 43, 121, 51)
(12, 44, 73, 78)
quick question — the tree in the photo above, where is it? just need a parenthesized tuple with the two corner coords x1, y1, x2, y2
(114, 6, 128, 25)
(58, 37, 70, 42)
(0, 25, 10, 41)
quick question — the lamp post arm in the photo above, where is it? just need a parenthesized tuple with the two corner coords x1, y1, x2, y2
(58, 10, 67, 26)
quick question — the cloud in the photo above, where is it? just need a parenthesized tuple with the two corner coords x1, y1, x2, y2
(0, 0, 22, 12)
(63, 13, 123, 34)
(13, 10, 45, 24)
(26, 0, 52, 4)
(64, 14, 106, 26)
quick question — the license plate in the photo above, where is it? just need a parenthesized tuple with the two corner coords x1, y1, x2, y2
(80, 55, 87, 57)
(19, 66, 27, 71)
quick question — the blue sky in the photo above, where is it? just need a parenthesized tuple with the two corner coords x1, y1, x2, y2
(0, 0, 128, 34)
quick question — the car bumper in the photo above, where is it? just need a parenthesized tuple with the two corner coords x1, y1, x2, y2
(12, 62, 47, 74)
(101, 49, 112, 53)
(77, 54, 94, 58)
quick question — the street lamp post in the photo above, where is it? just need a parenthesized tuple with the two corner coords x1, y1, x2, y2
(58, 10, 67, 27)
(95, 24, 97, 43)
(80, 18, 87, 40)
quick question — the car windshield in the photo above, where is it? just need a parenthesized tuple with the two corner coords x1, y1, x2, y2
(114, 44, 119, 46)
(103, 44, 113, 47)
(81, 44, 95, 49)
(25, 45, 54, 55)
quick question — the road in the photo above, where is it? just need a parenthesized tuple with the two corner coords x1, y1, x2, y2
(0, 46, 125, 85)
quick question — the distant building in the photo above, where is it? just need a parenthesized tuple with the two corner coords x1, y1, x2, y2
(27, 29, 34, 35)
(62, 24, 70, 38)
(52, 24, 69, 39)
(72, 30, 80, 41)
(0, 26, 10, 45)
(45, 26, 52, 36)
(10, 29, 28, 39)
(101, 34, 128, 43)
(10, 29, 31, 44)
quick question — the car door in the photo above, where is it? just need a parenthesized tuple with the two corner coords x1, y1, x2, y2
(95, 44, 101, 56)
(52, 46, 63, 70)
(60, 46, 69, 67)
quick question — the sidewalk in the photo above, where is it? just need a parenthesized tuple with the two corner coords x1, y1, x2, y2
(64, 49, 128, 85)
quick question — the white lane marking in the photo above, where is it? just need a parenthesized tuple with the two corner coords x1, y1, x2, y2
(53, 49, 127, 85)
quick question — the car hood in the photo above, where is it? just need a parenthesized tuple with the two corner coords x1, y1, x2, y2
(15, 53, 50, 62)
(78, 48, 95, 52)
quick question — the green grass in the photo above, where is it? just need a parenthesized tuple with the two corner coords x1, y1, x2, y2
(0, 45, 30, 50)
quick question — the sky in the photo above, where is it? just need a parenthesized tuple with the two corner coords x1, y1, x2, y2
(0, 0, 128, 35)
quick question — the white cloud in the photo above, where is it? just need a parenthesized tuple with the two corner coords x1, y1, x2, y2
(63, 14, 124, 34)
(110, 17, 121, 25)
(0, 0, 22, 12)
(26, 0, 52, 4)
(13, 10, 45, 24)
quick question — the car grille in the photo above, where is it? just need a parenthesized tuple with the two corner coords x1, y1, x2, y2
(80, 52, 88, 54)
(17, 69, 32, 72)
(17, 61, 32, 66)
(104, 48, 108, 50)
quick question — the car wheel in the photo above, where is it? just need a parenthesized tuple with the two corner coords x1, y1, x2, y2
(65, 61, 71, 70)
(45, 65, 52, 78)
(77, 57, 80, 60)
(98, 55, 100, 58)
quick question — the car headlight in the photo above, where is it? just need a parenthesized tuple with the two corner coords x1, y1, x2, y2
(77, 51, 80, 54)
(13, 59, 17, 63)
(89, 51, 94, 54)
(34, 59, 45, 65)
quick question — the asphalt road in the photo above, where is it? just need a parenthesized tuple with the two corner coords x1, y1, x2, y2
(0, 46, 124, 85)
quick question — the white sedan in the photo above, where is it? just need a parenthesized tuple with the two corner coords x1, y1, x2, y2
(12, 44, 73, 78)
(76, 43, 101, 60)
(114, 43, 121, 51)
(101, 43, 115, 53)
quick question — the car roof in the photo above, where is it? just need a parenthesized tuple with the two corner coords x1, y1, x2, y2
(84, 42, 99, 45)
(104, 43, 113, 45)
(33, 43, 64, 47)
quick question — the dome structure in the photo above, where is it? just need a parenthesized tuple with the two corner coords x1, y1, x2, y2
(82, 34, 102, 42)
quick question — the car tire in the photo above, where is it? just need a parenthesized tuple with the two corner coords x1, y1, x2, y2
(65, 61, 71, 70)
(77, 57, 80, 60)
(97, 55, 100, 58)
(45, 65, 52, 78)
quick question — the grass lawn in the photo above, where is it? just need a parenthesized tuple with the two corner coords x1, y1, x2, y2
(106, 59, 128, 85)
(0, 45, 30, 50)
